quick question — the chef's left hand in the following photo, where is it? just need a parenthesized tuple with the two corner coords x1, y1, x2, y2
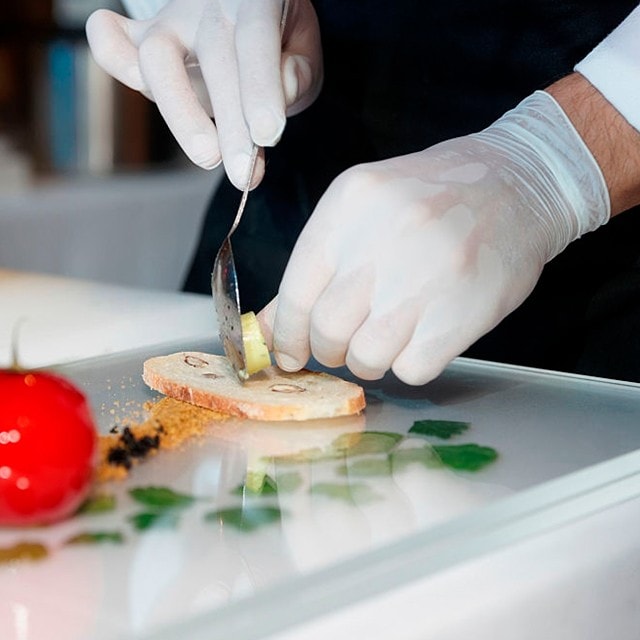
(85, 0, 322, 188)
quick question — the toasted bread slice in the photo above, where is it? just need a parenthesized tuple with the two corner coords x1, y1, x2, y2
(142, 352, 366, 421)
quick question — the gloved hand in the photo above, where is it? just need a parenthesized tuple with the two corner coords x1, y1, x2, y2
(258, 91, 610, 385)
(85, 0, 323, 188)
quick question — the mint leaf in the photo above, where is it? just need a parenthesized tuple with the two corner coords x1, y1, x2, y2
(334, 431, 403, 456)
(204, 506, 282, 532)
(232, 474, 279, 496)
(76, 493, 117, 515)
(409, 419, 470, 440)
(66, 531, 124, 545)
(432, 444, 498, 471)
(129, 511, 181, 531)
(129, 486, 196, 509)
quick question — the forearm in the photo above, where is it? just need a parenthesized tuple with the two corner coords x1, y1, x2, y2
(546, 72, 640, 217)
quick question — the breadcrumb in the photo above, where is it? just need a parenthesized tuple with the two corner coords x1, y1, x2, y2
(96, 397, 229, 482)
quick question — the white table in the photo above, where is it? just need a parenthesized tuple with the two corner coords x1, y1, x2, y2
(0, 269, 216, 369)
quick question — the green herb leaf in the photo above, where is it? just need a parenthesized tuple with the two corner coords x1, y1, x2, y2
(334, 431, 403, 456)
(76, 493, 117, 515)
(232, 474, 279, 496)
(432, 444, 498, 471)
(409, 419, 470, 440)
(204, 506, 282, 532)
(232, 471, 304, 496)
(129, 486, 197, 509)
(129, 511, 181, 531)
(311, 482, 380, 503)
(65, 531, 125, 545)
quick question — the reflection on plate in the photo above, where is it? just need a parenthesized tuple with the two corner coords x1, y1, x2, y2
(0, 394, 503, 640)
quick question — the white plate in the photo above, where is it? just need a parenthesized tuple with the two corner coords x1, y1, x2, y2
(1, 339, 640, 640)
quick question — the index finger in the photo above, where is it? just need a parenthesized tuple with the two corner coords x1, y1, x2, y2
(271, 217, 335, 372)
(137, 32, 222, 170)
(85, 9, 147, 91)
(235, 0, 287, 146)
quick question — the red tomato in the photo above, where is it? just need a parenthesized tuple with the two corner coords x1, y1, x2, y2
(0, 370, 97, 526)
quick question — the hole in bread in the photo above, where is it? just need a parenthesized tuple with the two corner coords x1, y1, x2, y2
(201, 373, 220, 379)
(269, 383, 306, 393)
(184, 355, 209, 368)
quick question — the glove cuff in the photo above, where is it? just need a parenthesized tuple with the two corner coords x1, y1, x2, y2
(473, 90, 610, 261)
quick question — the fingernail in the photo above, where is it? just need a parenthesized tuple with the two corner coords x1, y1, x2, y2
(249, 107, 285, 147)
(275, 352, 301, 372)
(228, 151, 257, 188)
(189, 134, 220, 169)
(282, 55, 312, 106)
(282, 56, 300, 105)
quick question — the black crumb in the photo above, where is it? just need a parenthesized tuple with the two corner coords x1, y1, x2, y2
(107, 447, 132, 469)
(106, 426, 162, 469)
(109, 425, 119, 434)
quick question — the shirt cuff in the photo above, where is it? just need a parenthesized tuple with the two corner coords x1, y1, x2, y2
(575, 5, 640, 133)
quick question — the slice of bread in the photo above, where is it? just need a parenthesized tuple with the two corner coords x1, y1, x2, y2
(142, 352, 366, 421)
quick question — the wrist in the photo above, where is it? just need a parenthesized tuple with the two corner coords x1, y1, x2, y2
(546, 72, 640, 216)
(472, 90, 609, 261)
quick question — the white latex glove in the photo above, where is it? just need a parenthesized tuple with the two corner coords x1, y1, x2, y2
(258, 91, 610, 385)
(85, 0, 323, 188)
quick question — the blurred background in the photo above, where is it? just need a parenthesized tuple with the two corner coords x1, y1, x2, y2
(0, 1, 218, 291)
(0, 0, 184, 181)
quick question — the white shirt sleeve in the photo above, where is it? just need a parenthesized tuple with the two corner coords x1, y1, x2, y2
(119, 0, 170, 20)
(575, 5, 640, 132)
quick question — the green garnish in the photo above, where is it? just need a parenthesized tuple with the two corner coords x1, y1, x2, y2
(65, 531, 125, 545)
(76, 493, 117, 515)
(233, 474, 278, 496)
(129, 511, 181, 531)
(232, 471, 303, 496)
(432, 444, 498, 471)
(129, 486, 197, 509)
(409, 419, 470, 440)
(204, 506, 282, 532)
(334, 431, 403, 455)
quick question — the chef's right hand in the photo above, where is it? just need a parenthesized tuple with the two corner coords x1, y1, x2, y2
(258, 91, 610, 385)
(86, 0, 323, 188)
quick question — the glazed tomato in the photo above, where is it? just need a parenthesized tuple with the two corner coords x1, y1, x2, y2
(0, 370, 97, 526)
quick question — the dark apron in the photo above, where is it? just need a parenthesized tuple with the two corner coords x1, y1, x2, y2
(184, 0, 640, 382)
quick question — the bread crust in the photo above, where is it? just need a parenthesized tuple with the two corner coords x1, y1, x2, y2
(142, 352, 366, 421)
